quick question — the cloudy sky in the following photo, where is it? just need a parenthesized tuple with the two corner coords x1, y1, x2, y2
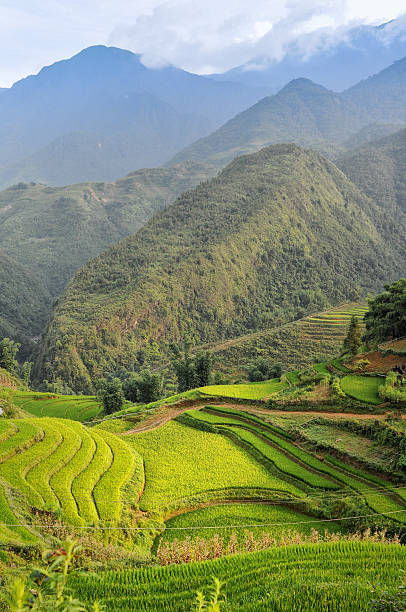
(1, 0, 406, 86)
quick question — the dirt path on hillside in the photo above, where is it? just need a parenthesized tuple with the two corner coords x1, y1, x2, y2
(122, 399, 390, 435)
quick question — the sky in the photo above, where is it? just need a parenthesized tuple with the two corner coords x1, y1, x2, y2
(1, 0, 406, 87)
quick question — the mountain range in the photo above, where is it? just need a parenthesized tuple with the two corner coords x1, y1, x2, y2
(0, 161, 215, 350)
(34, 143, 406, 391)
(172, 57, 406, 167)
(0, 46, 261, 189)
(212, 18, 406, 92)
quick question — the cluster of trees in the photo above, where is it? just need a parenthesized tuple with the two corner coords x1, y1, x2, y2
(364, 279, 406, 344)
(247, 358, 282, 382)
(169, 342, 213, 392)
(342, 316, 362, 355)
(0, 337, 32, 385)
(96, 341, 215, 414)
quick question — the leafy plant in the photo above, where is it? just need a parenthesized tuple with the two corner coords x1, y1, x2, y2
(196, 578, 225, 611)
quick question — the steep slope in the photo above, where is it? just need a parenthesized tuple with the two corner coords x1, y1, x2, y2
(34, 145, 406, 392)
(336, 128, 406, 213)
(0, 161, 215, 299)
(171, 79, 360, 166)
(0, 46, 260, 188)
(212, 18, 406, 92)
(172, 57, 406, 168)
(343, 56, 406, 122)
(0, 250, 50, 348)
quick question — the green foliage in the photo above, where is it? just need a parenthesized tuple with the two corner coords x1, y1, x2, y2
(196, 578, 225, 612)
(379, 372, 406, 404)
(170, 343, 213, 392)
(0, 163, 215, 345)
(123, 370, 163, 403)
(247, 358, 282, 382)
(38, 378, 75, 395)
(71, 541, 406, 611)
(35, 145, 405, 392)
(20, 361, 33, 386)
(0, 338, 20, 374)
(343, 315, 362, 355)
(96, 378, 124, 415)
(364, 279, 406, 344)
(5, 540, 99, 611)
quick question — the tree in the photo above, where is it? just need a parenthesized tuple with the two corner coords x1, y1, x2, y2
(20, 361, 33, 386)
(170, 342, 213, 392)
(123, 370, 163, 403)
(247, 358, 282, 382)
(194, 352, 213, 387)
(97, 377, 124, 414)
(0, 338, 20, 374)
(343, 315, 362, 355)
(364, 279, 406, 343)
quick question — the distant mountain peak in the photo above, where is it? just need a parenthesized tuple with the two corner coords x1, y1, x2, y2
(278, 78, 330, 95)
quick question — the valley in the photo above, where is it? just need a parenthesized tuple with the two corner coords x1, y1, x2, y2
(2, 26, 406, 611)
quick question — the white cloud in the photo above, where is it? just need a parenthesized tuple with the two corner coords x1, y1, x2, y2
(0, 0, 405, 86)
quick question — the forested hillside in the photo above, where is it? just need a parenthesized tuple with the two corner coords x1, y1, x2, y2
(172, 57, 406, 167)
(0, 161, 215, 345)
(0, 250, 49, 348)
(337, 128, 406, 212)
(34, 144, 406, 391)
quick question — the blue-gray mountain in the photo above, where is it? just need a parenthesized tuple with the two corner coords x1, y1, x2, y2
(212, 18, 406, 93)
(0, 46, 261, 189)
(172, 57, 406, 167)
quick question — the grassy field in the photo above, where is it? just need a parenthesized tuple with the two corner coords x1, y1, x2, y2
(340, 375, 383, 404)
(124, 421, 304, 515)
(161, 503, 346, 544)
(72, 541, 406, 611)
(11, 391, 103, 421)
(199, 379, 287, 400)
(0, 418, 143, 539)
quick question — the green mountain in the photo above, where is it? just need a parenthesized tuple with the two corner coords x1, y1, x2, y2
(336, 127, 406, 213)
(170, 79, 359, 166)
(171, 57, 406, 168)
(34, 144, 406, 392)
(0, 250, 50, 351)
(0, 161, 215, 345)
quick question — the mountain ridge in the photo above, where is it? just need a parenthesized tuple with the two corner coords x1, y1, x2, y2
(34, 144, 406, 391)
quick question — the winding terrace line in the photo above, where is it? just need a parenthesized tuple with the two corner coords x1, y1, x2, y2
(122, 400, 390, 435)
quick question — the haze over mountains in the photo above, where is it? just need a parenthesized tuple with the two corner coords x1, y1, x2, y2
(0, 46, 260, 189)
(0, 16, 406, 190)
(1, 27, 406, 384)
(212, 19, 406, 92)
(173, 57, 406, 166)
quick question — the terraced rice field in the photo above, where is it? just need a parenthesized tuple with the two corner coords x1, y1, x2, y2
(181, 407, 406, 523)
(199, 379, 287, 400)
(0, 418, 143, 540)
(12, 392, 103, 421)
(161, 503, 345, 544)
(340, 375, 383, 404)
(72, 541, 406, 611)
(123, 421, 304, 516)
(299, 303, 367, 343)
